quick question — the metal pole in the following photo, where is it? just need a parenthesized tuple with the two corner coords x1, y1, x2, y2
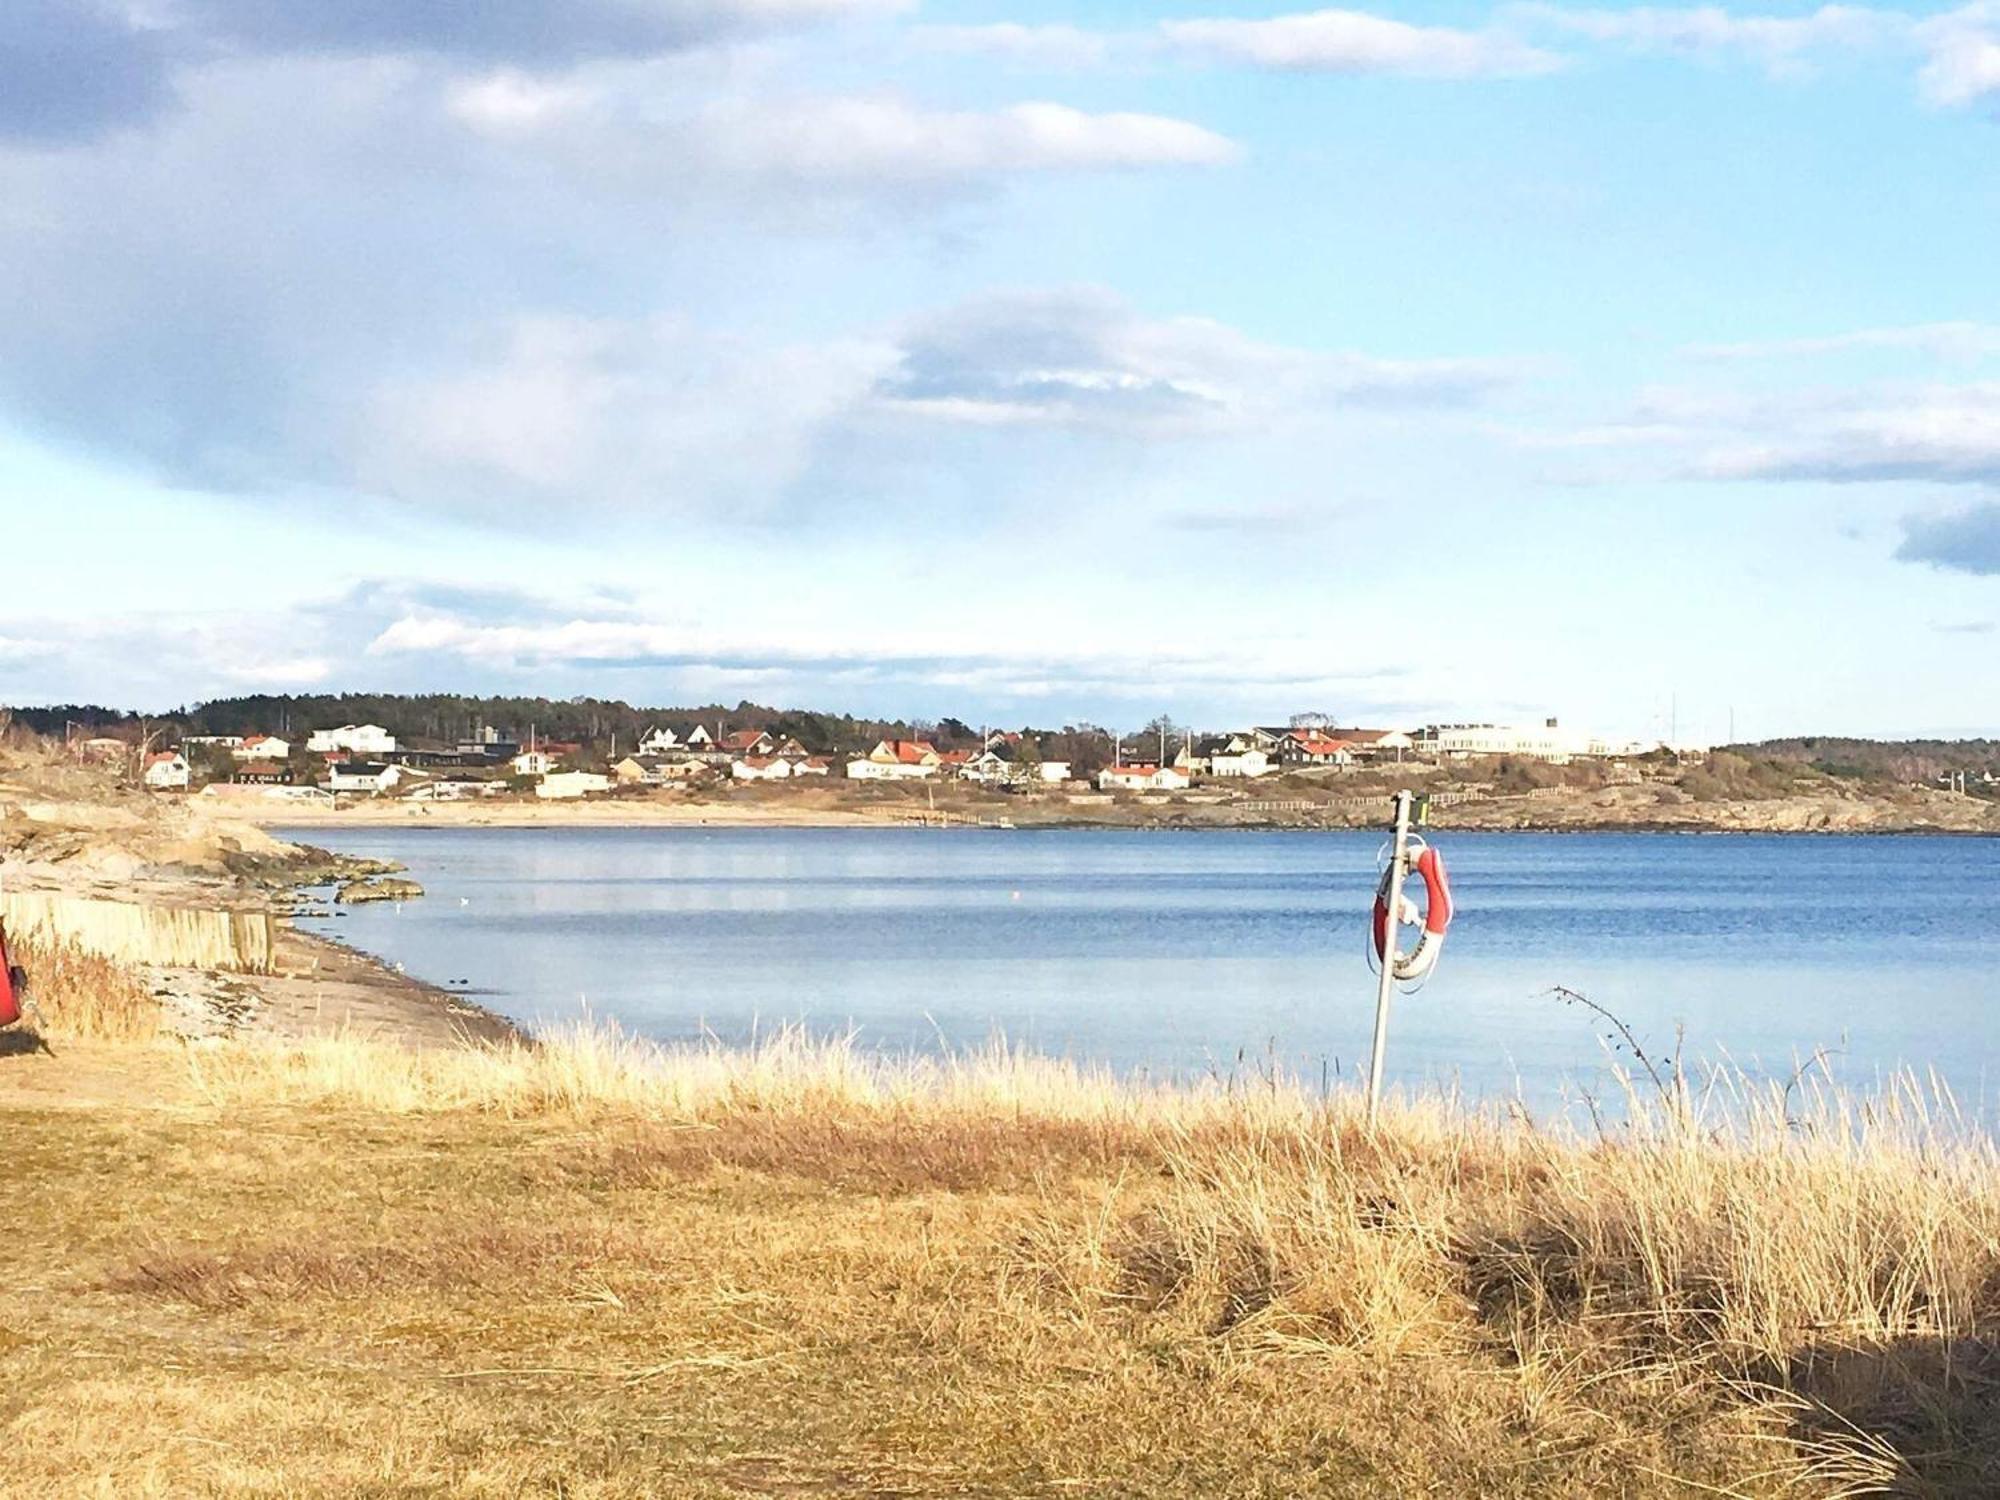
(1365, 789, 1413, 1128)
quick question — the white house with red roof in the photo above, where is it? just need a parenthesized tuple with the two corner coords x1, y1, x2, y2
(1098, 762, 1190, 792)
(231, 733, 292, 761)
(1284, 731, 1354, 767)
(847, 739, 942, 780)
(731, 754, 794, 781)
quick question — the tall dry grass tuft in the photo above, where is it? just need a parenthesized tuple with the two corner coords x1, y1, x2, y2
(182, 1023, 2000, 1489)
(6, 929, 160, 1042)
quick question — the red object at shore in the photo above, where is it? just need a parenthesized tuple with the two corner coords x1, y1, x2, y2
(0, 921, 22, 1027)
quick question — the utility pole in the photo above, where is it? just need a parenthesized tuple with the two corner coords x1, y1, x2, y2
(1365, 790, 1414, 1129)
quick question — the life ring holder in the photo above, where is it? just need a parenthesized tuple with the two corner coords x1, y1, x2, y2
(1370, 835, 1454, 984)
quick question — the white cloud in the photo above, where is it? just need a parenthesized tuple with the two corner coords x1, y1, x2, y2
(354, 315, 892, 513)
(872, 288, 1526, 435)
(1519, 5, 1900, 71)
(702, 96, 1243, 177)
(1917, 2, 2000, 103)
(911, 23, 1114, 69)
(1514, 379, 2000, 488)
(1683, 322, 2000, 361)
(1162, 10, 1565, 78)
(450, 85, 1244, 179)
(1692, 383, 2000, 484)
(363, 609, 1406, 704)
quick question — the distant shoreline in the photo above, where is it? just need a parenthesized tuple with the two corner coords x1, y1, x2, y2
(231, 792, 2000, 838)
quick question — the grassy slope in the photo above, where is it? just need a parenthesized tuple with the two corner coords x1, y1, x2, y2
(5, 1025, 2000, 1497)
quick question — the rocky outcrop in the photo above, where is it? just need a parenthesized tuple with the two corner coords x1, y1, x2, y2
(334, 878, 425, 904)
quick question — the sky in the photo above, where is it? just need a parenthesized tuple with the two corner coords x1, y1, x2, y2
(3, 1, 2000, 742)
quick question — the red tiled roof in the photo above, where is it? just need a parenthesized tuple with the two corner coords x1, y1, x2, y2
(147, 751, 182, 767)
(720, 730, 770, 751)
(879, 740, 939, 764)
(938, 749, 973, 765)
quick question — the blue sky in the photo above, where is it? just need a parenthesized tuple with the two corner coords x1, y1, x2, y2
(4, 1, 2000, 741)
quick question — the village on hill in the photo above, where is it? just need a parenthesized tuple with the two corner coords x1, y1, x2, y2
(63, 711, 1690, 805)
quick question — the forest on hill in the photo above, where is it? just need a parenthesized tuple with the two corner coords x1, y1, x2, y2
(0, 693, 1111, 763)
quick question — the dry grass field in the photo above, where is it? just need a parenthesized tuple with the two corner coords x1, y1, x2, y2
(5, 1000, 2000, 1496)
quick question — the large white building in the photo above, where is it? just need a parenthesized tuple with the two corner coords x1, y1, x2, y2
(307, 724, 398, 756)
(1417, 720, 1660, 764)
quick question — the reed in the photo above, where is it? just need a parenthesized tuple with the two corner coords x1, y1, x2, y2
(6, 929, 160, 1041)
(0, 890, 275, 974)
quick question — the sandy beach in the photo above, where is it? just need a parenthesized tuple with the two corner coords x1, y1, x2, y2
(225, 797, 891, 830)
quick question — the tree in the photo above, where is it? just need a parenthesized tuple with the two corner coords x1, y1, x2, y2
(1140, 716, 1184, 765)
(1051, 724, 1110, 778)
(1012, 734, 1043, 784)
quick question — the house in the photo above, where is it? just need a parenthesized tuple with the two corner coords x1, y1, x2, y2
(1332, 728, 1416, 760)
(328, 761, 402, 794)
(232, 733, 291, 761)
(732, 755, 794, 781)
(232, 760, 293, 785)
(613, 755, 658, 785)
(143, 751, 190, 791)
(1283, 731, 1354, 767)
(846, 739, 942, 780)
(937, 748, 976, 777)
(307, 724, 398, 756)
(456, 728, 520, 761)
(684, 724, 715, 749)
(535, 771, 612, 800)
(636, 725, 681, 756)
(1193, 735, 1275, 778)
(511, 750, 556, 777)
(182, 735, 243, 751)
(794, 757, 831, 776)
(1036, 761, 1071, 784)
(1098, 763, 1190, 793)
(614, 754, 710, 785)
(1175, 737, 1227, 775)
(956, 749, 1015, 783)
(718, 729, 777, 759)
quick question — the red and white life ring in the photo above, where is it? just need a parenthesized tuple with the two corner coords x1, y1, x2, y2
(1371, 844, 1454, 983)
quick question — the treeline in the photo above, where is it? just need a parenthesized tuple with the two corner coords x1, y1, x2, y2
(1, 693, 1117, 767)
(1742, 737, 2000, 783)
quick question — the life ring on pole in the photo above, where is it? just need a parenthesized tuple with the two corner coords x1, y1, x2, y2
(1372, 844, 1454, 983)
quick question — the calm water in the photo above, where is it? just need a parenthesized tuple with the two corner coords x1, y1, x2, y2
(284, 827, 2000, 1109)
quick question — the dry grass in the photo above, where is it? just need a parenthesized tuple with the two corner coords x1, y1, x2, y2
(6, 1025, 2000, 1495)
(4, 930, 160, 1042)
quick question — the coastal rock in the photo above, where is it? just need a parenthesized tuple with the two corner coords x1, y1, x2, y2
(335, 878, 425, 904)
